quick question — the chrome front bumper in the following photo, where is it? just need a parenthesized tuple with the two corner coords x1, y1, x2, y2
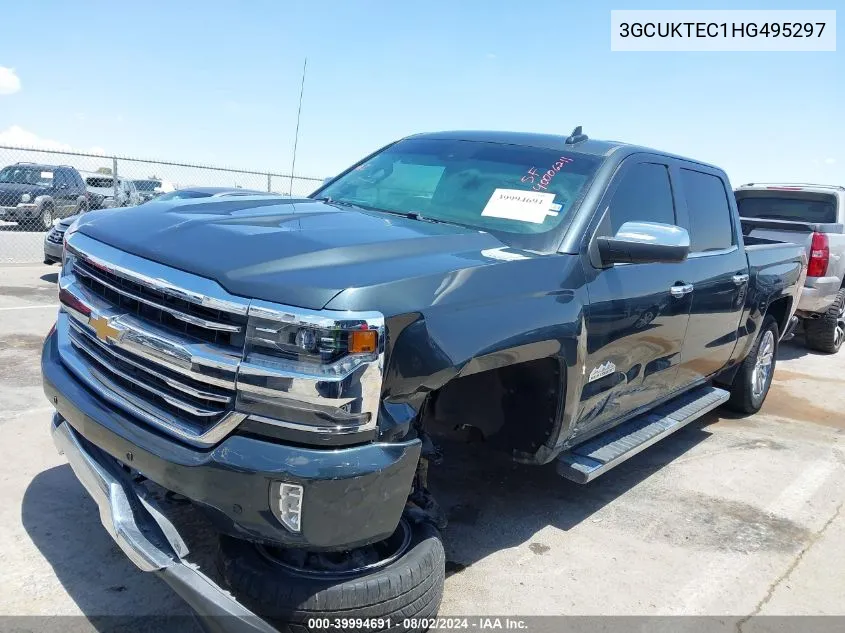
(51, 416, 278, 633)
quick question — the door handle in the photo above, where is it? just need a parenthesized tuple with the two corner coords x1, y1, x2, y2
(732, 273, 750, 285)
(670, 283, 694, 298)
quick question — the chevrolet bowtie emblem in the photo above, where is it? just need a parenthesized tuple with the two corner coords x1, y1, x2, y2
(88, 315, 121, 343)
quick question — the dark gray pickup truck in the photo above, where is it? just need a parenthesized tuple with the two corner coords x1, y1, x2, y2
(42, 129, 805, 632)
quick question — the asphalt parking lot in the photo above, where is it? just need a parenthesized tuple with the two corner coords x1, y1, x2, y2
(0, 222, 47, 264)
(1, 262, 843, 626)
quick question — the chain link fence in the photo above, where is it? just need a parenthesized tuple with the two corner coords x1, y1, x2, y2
(0, 145, 324, 264)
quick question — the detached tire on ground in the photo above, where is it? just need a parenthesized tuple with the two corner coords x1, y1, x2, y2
(217, 519, 445, 632)
(803, 289, 845, 354)
(726, 315, 779, 414)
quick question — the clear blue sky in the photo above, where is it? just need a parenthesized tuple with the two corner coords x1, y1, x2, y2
(0, 0, 842, 185)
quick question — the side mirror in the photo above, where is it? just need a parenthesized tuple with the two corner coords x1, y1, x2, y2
(597, 221, 689, 266)
(59, 183, 69, 190)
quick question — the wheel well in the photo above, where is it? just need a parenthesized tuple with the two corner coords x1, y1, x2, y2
(420, 357, 561, 456)
(766, 296, 791, 335)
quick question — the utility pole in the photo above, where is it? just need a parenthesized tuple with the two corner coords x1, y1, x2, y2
(289, 58, 307, 195)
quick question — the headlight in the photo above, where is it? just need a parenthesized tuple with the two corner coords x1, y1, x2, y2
(247, 311, 377, 364)
(20, 193, 31, 203)
(236, 301, 384, 434)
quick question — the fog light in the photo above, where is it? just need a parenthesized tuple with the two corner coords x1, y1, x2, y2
(274, 482, 304, 533)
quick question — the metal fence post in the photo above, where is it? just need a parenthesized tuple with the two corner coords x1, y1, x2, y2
(113, 157, 119, 206)
(267, 173, 271, 192)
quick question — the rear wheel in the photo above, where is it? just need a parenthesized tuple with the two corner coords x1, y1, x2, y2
(804, 289, 845, 354)
(726, 315, 778, 414)
(217, 518, 445, 632)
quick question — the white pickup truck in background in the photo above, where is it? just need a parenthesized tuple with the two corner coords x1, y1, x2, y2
(736, 183, 845, 353)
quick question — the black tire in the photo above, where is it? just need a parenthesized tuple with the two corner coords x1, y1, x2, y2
(803, 289, 845, 354)
(76, 199, 89, 214)
(726, 315, 779, 414)
(38, 203, 55, 231)
(217, 520, 445, 632)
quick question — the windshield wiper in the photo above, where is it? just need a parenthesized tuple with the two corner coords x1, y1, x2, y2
(313, 196, 358, 208)
(314, 197, 461, 227)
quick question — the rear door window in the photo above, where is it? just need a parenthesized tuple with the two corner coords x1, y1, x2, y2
(54, 170, 71, 188)
(680, 169, 734, 252)
(606, 162, 675, 235)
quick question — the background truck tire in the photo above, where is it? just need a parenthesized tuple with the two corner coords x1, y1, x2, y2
(803, 289, 845, 354)
(726, 315, 779, 414)
(217, 519, 445, 632)
(39, 202, 54, 231)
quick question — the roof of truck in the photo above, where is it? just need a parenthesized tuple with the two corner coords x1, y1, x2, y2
(736, 182, 845, 193)
(409, 130, 622, 157)
(408, 130, 722, 170)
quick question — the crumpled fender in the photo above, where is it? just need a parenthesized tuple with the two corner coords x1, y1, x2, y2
(356, 254, 590, 464)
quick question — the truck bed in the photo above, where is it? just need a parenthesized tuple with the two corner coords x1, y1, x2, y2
(744, 240, 807, 270)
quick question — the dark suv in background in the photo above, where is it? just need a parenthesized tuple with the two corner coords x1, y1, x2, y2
(0, 163, 90, 230)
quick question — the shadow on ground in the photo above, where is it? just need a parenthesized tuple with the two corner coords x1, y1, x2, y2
(776, 334, 827, 361)
(22, 417, 718, 628)
(430, 413, 718, 575)
(40, 271, 58, 283)
(22, 465, 201, 632)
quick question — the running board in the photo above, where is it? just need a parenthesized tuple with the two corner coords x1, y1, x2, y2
(557, 385, 729, 484)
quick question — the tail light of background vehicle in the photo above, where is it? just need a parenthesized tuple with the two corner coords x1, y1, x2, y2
(807, 232, 829, 278)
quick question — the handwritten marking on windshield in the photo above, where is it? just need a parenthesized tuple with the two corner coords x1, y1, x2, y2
(521, 157, 573, 192)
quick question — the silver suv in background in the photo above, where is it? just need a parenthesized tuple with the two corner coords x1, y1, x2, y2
(736, 183, 845, 353)
(80, 172, 142, 209)
(133, 178, 175, 202)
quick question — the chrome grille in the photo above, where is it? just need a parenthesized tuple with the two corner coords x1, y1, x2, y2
(47, 229, 65, 244)
(57, 232, 385, 446)
(72, 256, 246, 346)
(68, 318, 234, 418)
(58, 233, 249, 446)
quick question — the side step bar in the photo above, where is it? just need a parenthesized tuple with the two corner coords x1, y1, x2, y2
(557, 385, 729, 484)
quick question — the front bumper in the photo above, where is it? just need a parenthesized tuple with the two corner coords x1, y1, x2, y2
(43, 330, 421, 550)
(51, 415, 278, 633)
(0, 203, 38, 219)
(44, 234, 63, 261)
(797, 276, 840, 314)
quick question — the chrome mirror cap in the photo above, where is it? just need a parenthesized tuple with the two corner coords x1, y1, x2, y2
(615, 221, 690, 248)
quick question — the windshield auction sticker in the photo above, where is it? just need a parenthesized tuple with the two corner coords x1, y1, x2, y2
(611, 10, 836, 51)
(481, 189, 557, 224)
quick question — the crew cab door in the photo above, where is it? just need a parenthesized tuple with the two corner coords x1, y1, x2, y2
(578, 158, 693, 436)
(671, 165, 747, 388)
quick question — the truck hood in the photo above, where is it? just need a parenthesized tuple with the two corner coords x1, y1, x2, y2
(76, 198, 510, 310)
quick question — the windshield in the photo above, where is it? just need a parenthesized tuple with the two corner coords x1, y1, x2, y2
(155, 190, 213, 201)
(134, 180, 161, 192)
(0, 166, 55, 186)
(737, 192, 838, 224)
(315, 138, 601, 249)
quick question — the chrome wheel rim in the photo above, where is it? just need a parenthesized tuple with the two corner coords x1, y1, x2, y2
(43, 208, 53, 229)
(835, 301, 845, 350)
(752, 330, 775, 398)
(256, 517, 412, 579)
